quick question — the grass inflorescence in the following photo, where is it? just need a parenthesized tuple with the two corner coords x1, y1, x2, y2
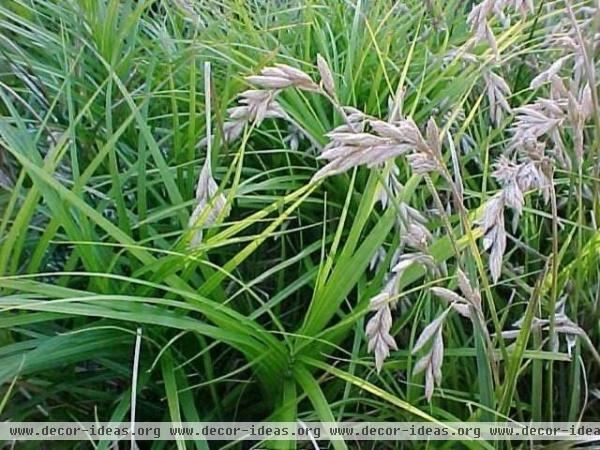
(0, 0, 599, 448)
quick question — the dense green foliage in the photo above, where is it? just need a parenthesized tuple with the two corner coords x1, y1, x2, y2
(0, 0, 599, 448)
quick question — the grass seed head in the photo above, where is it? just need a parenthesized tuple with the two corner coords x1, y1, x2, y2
(316, 54, 336, 97)
(484, 70, 512, 126)
(189, 161, 230, 247)
(366, 296, 398, 373)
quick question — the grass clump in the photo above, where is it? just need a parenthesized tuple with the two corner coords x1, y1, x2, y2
(1, 0, 599, 448)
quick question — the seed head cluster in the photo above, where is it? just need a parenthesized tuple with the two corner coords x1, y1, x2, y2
(188, 0, 600, 402)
